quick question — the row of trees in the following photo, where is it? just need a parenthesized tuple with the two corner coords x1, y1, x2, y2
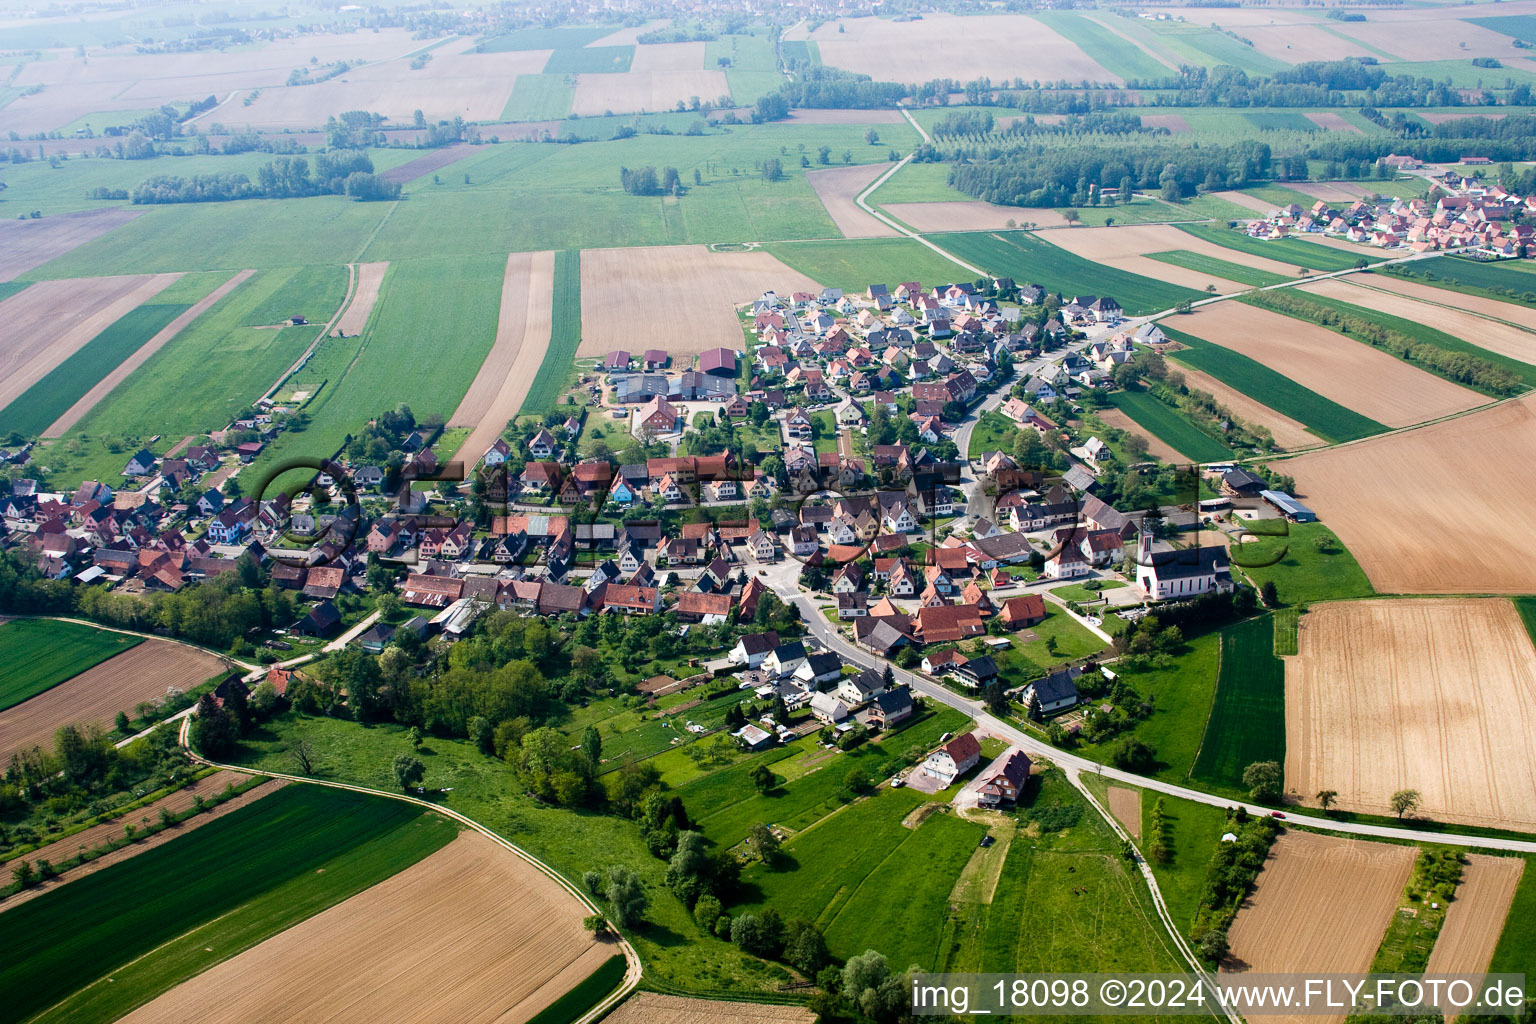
(123, 150, 400, 204)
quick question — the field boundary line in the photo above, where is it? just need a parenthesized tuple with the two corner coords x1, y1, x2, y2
(177, 719, 642, 1024)
(1184, 629, 1225, 783)
(1345, 276, 1536, 337)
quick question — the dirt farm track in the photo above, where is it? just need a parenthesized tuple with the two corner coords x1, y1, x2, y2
(1284, 600, 1536, 832)
(118, 830, 609, 1024)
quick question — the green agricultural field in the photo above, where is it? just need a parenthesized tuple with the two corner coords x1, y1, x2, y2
(1380, 256, 1536, 310)
(1232, 521, 1376, 607)
(1139, 792, 1231, 938)
(1467, 14, 1536, 43)
(0, 619, 141, 712)
(1030, 12, 1173, 81)
(477, 26, 619, 51)
(1513, 596, 1536, 650)
(1190, 615, 1285, 792)
(41, 265, 348, 488)
(543, 46, 634, 74)
(0, 282, 27, 304)
(1144, 250, 1286, 288)
(1245, 287, 1536, 391)
(707, 32, 778, 72)
(1488, 854, 1536, 976)
(780, 40, 820, 67)
(1, 785, 455, 1024)
(1243, 111, 1322, 133)
(1077, 630, 1221, 781)
(726, 71, 788, 105)
(1065, 192, 1257, 228)
(1157, 323, 1386, 443)
(1175, 222, 1383, 272)
(252, 255, 502, 480)
(522, 250, 582, 415)
(870, 161, 971, 204)
(1104, 389, 1236, 463)
(526, 955, 627, 1024)
(1238, 182, 1330, 209)
(1136, 20, 1289, 73)
(502, 74, 576, 121)
(766, 237, 973, 293)
(929, 231, 1206, 316)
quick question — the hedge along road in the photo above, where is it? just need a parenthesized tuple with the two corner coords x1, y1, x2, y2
(175, 717, 642, 1024)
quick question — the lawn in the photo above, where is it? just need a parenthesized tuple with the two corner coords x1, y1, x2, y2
(1030, 12, 1173, 82)
(0, 271, 228, 436)
(1050, 580, 1126, 604)
(1232, 521, 1376, 608)
(967, 409, 1019, 459)
(928, 230, 1206, 316)
(0, 785, 455, 1024)
(1143, 250, 1286, 288)
(1242, 287, 1536, 392)
(991, 604, 1107, 677)
(1189, 615, 1285, 792)
(522, 250, 582, 416)
(1157, 323, 1387, 443)
(1104, 388, 1236, 463)
(502, 73, 576, 121)
(1072, 630, 1221, 781)
(765, 237, 973, 294)
(0, 619, 141, 712)
(1175, 222, 1383, 272)
(1139, 791, 1231, 938)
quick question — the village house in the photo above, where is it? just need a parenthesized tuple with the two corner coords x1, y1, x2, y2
(923, 732, 982, 786)
(976, 751, 1032, 808)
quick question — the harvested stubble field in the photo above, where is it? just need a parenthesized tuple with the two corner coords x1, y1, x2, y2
(47, 269, 255, 437)
(0, 209, 144, 282)
(449, 251, 556, 467)
(1329, 15, 1528, 61)
(1168, 302, 1484, 428)
(806, 164, 899, 238)
(1425, 854, 1525, 976)
(120, 830, 606, 1024)
(1360, 272, 1536, 333)
(1285, 599, 1536, 832)
(1224, 832, 1415, 1022)
(1299, 278, 1536, 367)
(1285, 393, 1536, 593)
(1096, 408, 1187, 463)
(603, 993, 818, 1024)
(578, 245, 818, 358)
(1171, 365, 1320, 450)
(0, 274, 182, 413)
(332, 261, 390, 338)
(570, 69, 729, 116)
(0, 640, 227, 763)
(1210, 190, 1277, 214)
(881, 201, 1070, 232)
(1107, 786, 1141, 839)
(786, 13, 1120, 84)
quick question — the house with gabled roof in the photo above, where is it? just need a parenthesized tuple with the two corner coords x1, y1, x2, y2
(924, 732, 981, 785)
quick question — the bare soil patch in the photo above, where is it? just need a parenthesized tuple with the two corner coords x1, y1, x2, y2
(332, 261, 390, 338)
(1096, 408, 1189, 463)
(1106, 786, 1141, 839)
(570, 70, 730, 116)
(1357, 272, 1536, 332)
(579, 245, 819, 358)
(0, 273, 182, 413)
(0, 775, 280, 912)
(1242, 24, 1378, 63)
(1169, 301, 1484, 427)
(881, 202, 1070, 232)
(785, 108, 903, 124)
(788, 13, 1120, 84)
(119, 830, 606, 1024)
(1046, 223, 1297, 276)
(46, 269, 256, 437)
(1287, 181, 1380, 202)
(449, 251, 556, 468)
(1301, 278, 1536, 366)
(379, 143, 475, 185)
(1210, 190, 1278, 214)
(630, 41, 706, 73)
(1418, 111, 1508, 125)
(1286, 393, 1536, 593)
(0, 209, 145, 282)
(1285, 599, 1536, 832)
(1303, 112, 1362, 134)
(603, 993, 818, 1024)
(807, 164, 899, 238)
(1425, 854, 1525, 977)
(1328, 18, 1528, 61)
(0, 639, 228, 764)
(1224, 831, 1414, 1023)
(1141, 113, 1191, 132)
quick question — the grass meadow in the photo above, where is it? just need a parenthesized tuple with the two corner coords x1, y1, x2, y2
(0, 619, 141, 712)
(502, 74, 576, 121)
(1, 785, 455, 1024)
(1176, 223, 1383, 272)
(1157, 323, 1387, 443)
(1232, 522, 1376, 607)
(1136, 790, 1231, 938)
(929, 230, 1206, 315)
(766, 237, 974, 292)
(1104, 388, 1236, 463)
(1190, 615, 1285, 792)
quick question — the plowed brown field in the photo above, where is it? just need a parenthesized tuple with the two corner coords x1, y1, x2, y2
(629, 41, 706, 72)
(1224, 832, 1414, 1023)
(1285, 393, 1536, 593)
(333, 261, 390, 338)
(570, 70, 729, 117)
(1285, 600, 1536, 831)
(45, 269, 255, 436)
(1097, 408, 1188, 463)
(579, 245, 819, 358)
(1211, 190, 1277, 214)
(1300, 278, 1536, 366)
(1425, 854, 1524, 977)
(1169, 364, 1320, 450)
(1107, 786, 1141, 839)
(0, 273, 182, 412)
(1304, 113, 1362, 134)
(450, 251, 556, 468)
(881, 202, 1070, 232)
(119, 830, 605, 1024)
(0, 209, 144, 282)
(1168, 302, 1484, 427)
(806, 164, 899, 238)
(1356, 273, 1536, 333)
(0, 639, 227, 763)
(602, 993, 818, 1024)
